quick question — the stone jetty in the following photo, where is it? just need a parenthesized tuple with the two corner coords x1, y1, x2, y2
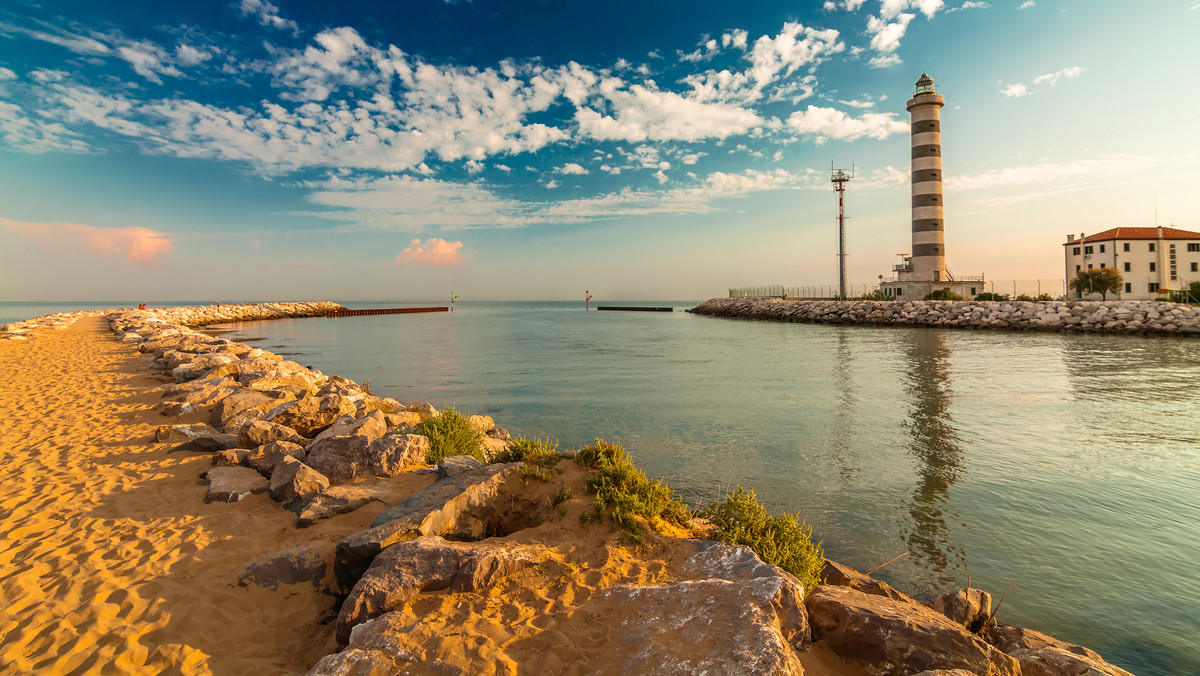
(691, 297, 1200, 336)
(2, 302, 1139, 674)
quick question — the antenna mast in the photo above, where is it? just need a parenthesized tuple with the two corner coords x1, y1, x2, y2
(830, 163, 855, 300)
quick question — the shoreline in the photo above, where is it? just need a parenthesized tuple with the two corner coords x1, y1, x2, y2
(689, 297, 1200, 336)
(1, 304, 1138, 675)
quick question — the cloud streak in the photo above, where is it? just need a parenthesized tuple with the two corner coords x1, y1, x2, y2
(1, 218, 173, 264)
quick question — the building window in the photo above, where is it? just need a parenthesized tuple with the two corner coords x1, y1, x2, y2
(1125, 283, 1132, 293)
(1149, 283, 1160, 293)
(1099, 245, 1106, 253)
(1189, 243, 1200, 252)
(1123, 243, 1130, 252)
(1193, 262, 1199, 272)
(970, 287, 977, 295)
(1150, 243, 1156, 252)
(1150, 262, 1156, 272)
(1124, 262, 1131, 272)
(1088, 264, 1093, 270)
(1072, 247, 1080, 255)
(1100, 263, 1106, 268)
(1076, 265, 1081, 272)
(1084, 245, 1094, 254)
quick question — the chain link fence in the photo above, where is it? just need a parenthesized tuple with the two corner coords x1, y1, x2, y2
(730, 279, 1069, 301)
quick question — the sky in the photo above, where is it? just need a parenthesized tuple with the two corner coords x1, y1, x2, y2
(1, 0, 1198, 301)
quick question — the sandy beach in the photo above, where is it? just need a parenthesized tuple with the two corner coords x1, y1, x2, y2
(0, 317, 371, 673)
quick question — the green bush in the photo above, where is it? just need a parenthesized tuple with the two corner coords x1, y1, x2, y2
(492, 435, 559, 465)
(925, 289, 964, 301)
(973, 292, 1009, 301)
(700, 486, 825, 594)
(573, 440, 690, 541)
(413, 406, 484, 464)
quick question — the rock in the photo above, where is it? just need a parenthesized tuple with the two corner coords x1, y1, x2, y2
(168, 434, 239, 453)
(212, 448, 250, 467)
(334, 464, 518, 593)
(336, 535, 548, 647)
(912, 671, 978, 676)
(934, 587, 993, 632)
(806, 585, 1020, 676)
(821, 559, 917, 604)
(238, 419, 305, 449)
(308, 410, 387, 447)
(307, 648, 395, 676)
(412, 402, 437, 418)
(437, 454, 484, 479)
(156, 401, 199, 417)
(984, 624, 1134, 676)
(246, 440, 306, 477)
(467, 414, 494, 433)
(479, 437, 509, 461)
(596, 577, 806, 675)
(383, 411, 422, 431)
(269, 456, 329, 507)
(298, 486, 388, 527)
(203, 466, 269, 503)
(238, 544, 327, 590)
(155, 423, 220, 443)
(487, 427, 512, 442)
(211, 389, 295, 431)
(267, 394, 360, 437)
(365, 434, 430, 477)
(681, 540, 810, 649)
(306, 434, 373, 484)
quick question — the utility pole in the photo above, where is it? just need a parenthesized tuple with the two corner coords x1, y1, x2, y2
(830, 163, 854, 300)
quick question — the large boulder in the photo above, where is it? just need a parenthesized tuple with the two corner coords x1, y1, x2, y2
(383, 411, 422, 431)
(266, 394, 360, 437)
(806, 585, 1021, 676)
(305, 434, 373, 484)
(269, 456, 329, 508)
(203, 466, 269, 503)
(238, 419, 305, 449)
(168, 434, 238, 454)
(366, 434, 431, 477)
(211, 388, 295, 431)
(821, 559, 916, 604)
(436, 454, 483, 479)
(466, 414, 494, 433)
(238, 544, 327, 590)
(155, 423, 220, 443)
(334, 464, 519, 592)
(336, 536, 548, 647)
(298, 486, 388, 527)
(246, 440, 306, 477)
(984, 624, 1135, 676)
(933, 588, 993, 633)
(308, 410, 387, 447)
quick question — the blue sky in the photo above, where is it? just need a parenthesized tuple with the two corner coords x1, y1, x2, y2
(1, 0, 1198, 301)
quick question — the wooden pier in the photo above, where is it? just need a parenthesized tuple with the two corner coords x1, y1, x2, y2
(596, 306, 674, 312)
(327, 307, 449, 318)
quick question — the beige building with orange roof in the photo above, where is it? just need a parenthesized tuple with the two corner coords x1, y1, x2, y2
(1064, 226, 1200, 299)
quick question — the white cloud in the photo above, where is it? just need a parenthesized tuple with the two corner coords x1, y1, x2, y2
(556, 163, 589, 175)
(866, 13, 914, 54)
(545, 179, 561, 189)
(682, 23, 843, 103)
(115, 39, 183, 83)
(575, 83, 762, 143)
(948, 1, 989, 11)
(397, 237, 464, 266)
(680, 153, 704, 165)
(1000, 83, 1029, 98)
(1033, 66, 1084, 86)
(0, 21, 110, 55)
(238, 0, 299, 34)
(880, 0, 944, 20)
(0, 101, 89, 153)
(786, 105, 908, 143)
(1018, 1, 1035, 8)
(653, 169, 669, 184)
(175, 44, 215, 67)
(0, 67, 16, 80)
(304, 174, 523, 229)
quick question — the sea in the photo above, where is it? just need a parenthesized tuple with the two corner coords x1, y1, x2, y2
(4, 299, 1197, 675)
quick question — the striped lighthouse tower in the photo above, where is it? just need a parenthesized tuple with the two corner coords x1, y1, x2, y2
(906, 73, 946, 283)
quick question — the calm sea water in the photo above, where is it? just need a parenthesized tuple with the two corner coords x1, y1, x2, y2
(5, 300, 1196, 674)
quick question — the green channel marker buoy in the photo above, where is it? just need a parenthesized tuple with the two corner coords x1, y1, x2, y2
(450, 292, 457, 311)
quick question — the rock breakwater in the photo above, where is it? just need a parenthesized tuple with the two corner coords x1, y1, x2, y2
(690, 297, 1200, 336)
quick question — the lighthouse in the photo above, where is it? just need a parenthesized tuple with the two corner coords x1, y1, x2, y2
(878, 74, 983, 300)
(907, 73, 946, 283)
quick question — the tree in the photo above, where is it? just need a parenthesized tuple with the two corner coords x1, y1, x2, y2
(1070, 268, 1123, 300)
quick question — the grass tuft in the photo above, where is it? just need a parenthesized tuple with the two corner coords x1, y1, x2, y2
(413, 406, 484, 464)
(491, 435, 560, 465)
(700, 486, 825, 594)
(572, 439, 690, 541)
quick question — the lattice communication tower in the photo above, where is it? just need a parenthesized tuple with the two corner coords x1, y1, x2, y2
(830, 164, 855, 299)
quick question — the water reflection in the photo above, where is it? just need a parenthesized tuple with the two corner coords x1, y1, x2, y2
(901, 329, 967, 593)
(828, 330, 862, 484)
